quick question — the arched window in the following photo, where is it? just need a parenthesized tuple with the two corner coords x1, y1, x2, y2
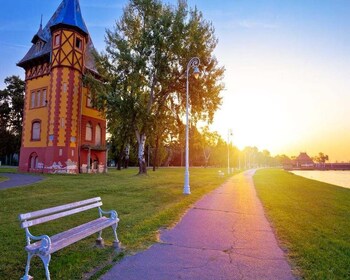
(85, 122, 92, 141)
(95, 124, 101, 146)
(29, 152, 38, 169)
(32, 121, 41, 140)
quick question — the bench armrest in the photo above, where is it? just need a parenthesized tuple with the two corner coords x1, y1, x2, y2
(25, 228, 51, 254)
(99, 208, 118, 220)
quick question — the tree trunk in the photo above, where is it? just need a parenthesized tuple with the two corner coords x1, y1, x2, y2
(117, 148, 123, 170)
(117, 156, 122, 170)
(153, 136, 159, 171)
(117, 144, 125, 170)
(136, 131, 147, 174)
(164, 148, 173, 167)
(124, 144, 130, 169)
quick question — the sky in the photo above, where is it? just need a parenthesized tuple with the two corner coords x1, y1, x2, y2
(1, 0, 349, 162)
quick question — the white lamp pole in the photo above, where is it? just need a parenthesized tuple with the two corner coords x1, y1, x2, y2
(227, 129, 232, 174)
(183, 57, 200, 195)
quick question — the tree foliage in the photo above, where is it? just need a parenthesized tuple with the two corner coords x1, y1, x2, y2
(0, 75, 25, 159)
(86, 0, 224, 174)
(313, 152, 329, 166)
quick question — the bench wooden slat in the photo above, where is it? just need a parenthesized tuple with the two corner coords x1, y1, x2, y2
(19, 197, 120, 280)
(21, 202, 103, 228)
(19, 197, 102, 221)
(26, 217, 118, 254)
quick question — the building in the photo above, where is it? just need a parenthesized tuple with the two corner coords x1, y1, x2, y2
(17, 0, 107, 174)
(293, 152, 314, 169)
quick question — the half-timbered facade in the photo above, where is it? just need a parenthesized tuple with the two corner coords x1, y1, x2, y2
(17, 0, 107, 173)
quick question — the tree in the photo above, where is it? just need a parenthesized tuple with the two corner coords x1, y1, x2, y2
(0, 75, 25, 162)
(199, 126, 220, 167)
(88, 0, 224, 174)
(314, 152, 329, 167)
(274, 154, 292, 167)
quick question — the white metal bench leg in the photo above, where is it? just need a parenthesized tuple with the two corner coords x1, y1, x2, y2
(20, 252, 34, 280)
(96, 230, 104, 247)
(111, 223, 120, 248)
(39, 254, 51, 280)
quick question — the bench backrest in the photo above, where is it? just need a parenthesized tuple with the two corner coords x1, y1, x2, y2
(19, 197, 102, 229)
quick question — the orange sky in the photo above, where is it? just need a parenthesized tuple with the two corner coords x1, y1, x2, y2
(205, 1, 350, 162)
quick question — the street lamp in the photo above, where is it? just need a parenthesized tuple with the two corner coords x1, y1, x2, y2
(227, 129, 233, 174)
(183, 57, 200, 195)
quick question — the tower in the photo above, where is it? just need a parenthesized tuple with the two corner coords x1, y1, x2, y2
(17, 0, 107, 174)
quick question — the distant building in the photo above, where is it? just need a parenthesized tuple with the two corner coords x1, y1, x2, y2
(293, 152, 314, 169)
(17, 0, 106, 173)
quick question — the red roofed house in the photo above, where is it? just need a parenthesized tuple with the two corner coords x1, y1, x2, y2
(293, 152, 314, 169)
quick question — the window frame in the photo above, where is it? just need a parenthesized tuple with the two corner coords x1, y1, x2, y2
(85, 122, 92, 141)
(95, 124, 102, 146)
(75, 37, 82, 50)
(31, 120, 41, 141)
(30, 87, 48, 109)
(54, 34, 60, 47)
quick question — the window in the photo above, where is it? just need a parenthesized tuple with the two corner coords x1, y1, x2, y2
(29, 152, 38, 169)
(95, 124, 101, 146)
(42, 89, 47, 106)
(85, 122, 92, 141)
(86, 92, 92, 107)
(75, 38, 82, 49)
(30, 88, 47, 109)
(35, 41, 44, 52)
(31, 92, 36, 108)
(32, 121, 41, 141)
(36, 91, 41, 107)
(54, 34, 60, 46)
(86, 91, 99, 110)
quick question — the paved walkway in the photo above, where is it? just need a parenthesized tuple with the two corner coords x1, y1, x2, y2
(0, 173, 44, 190)
(101, 170, 296, 280)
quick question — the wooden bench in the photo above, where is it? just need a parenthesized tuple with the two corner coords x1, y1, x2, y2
(18, 197, 120, 280)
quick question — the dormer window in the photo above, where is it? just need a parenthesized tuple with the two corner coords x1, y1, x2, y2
(35, 40, 44, 52)
(75, 38, 82, 49)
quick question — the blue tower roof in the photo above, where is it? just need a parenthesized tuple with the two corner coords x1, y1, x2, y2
(17, 0, 94, 70)
(52, 0, 89, 35)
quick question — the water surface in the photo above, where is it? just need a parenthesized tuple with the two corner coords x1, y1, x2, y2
(290, 170, 350, 189)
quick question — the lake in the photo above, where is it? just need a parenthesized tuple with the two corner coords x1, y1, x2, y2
(290, 170, 350, 189)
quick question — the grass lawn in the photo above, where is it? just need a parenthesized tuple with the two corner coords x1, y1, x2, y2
(0, 167, 234, 279)
(0, 176, 7, 183)
(254, 169, 350, 280)
(0, 166, 18, 173)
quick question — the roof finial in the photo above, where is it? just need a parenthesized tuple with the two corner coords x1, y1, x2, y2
(40, 14, 43, 29)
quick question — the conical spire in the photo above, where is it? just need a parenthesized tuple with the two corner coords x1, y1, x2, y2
(18, 0, 92, 68)
(31, 15, 45, 43)
(51, 0, 88, 35)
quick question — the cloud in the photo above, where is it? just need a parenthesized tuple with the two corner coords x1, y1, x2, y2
(237, 19, 278, 29)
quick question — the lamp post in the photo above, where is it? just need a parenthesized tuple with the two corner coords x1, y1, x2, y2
(227, 129, 233, 174)
(183, 57, 200, 195)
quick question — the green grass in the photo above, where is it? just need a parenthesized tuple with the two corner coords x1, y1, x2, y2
(0, 176, 7, 183)
(0, 167, 234, 279)
(0, 166, 18, 173)
(254, 169, 350, 280)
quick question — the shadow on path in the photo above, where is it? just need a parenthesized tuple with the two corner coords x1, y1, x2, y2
(0, 173, 44, 190)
